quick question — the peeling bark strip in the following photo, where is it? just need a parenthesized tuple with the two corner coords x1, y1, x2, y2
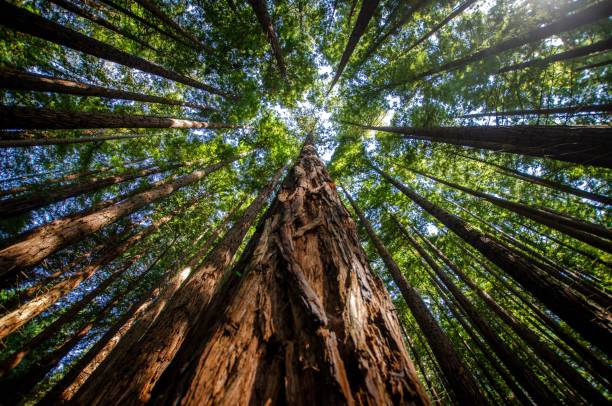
(373, 164, 612, 357)
(0, 69, 214, 111)
(72, 166, 286, 405)
(344, 193, 485, 405)
(0, 2, 233, 99)
(148, 142, 428, 406)
(0, 153, 248, 276)
(248, 0, 288, 78)
(354, 123, 612, 168)
(0, 106, 243, 130)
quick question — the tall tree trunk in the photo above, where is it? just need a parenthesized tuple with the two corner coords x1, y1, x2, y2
(457, 153, 612, 205)
(0, 68, 213, 111)
(372, 164, 612, 356)
(0, 152, 247, 275)
(73, 165, 287, 405)
(0, 2, 232, 98)
(574, 58, 612, 71)
(329, 0, 381, 91)
(343, 189, 484, 404)
(48, 0, 158, 52)
(248, 0, 288, 78)
(414, 169, 612, 252)
(144, 142, 429, 405)
(498, 38, 612, 74)
(0, 106, 243, 130)
(459, 103, 612, 120)
(384, 1, 612, 86)
(399, 217, 606, 404)
(0, 132, 161, 148)
(351, 123, 612, 167)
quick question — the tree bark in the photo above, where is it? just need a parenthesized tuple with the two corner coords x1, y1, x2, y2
(459, 103, 612, 119)
(0, 132, 161, 147)
(73, 165, 287, 405)
(402, 219, 607, 404)
(48, 0, 158, 52)
(0, 2, 233, 98)
(329, 0, 381, 91)
(0, 106, 243, 130)
(0, 68, 214, 111)
(0, 152, 247, 275)
(353, 123, 612, 167)
(372, 164, 612, 356)
(343, 189, 484, 404)
(498, 38, 612, 74)
(414, 169, 612, 252)
(248, 0, 288, 78)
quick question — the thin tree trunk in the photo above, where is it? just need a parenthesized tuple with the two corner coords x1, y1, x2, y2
(0, 106, 243, 130)
(0, 132, 162, 147)
(459, 103, 612, 119)
(344, 189, 484, 404)
(457, 153, 612, 205)
(406, 221, 607, 404)
(351, 123, 612, 167)
(498, 38, 612, 74)
(48, 0, 158, 52)
(329, 0, 381, 91)
(414, 169, 612, 252)
(0, 68, 214, 111)
(248, 0, 288, 78)
(145, 143, 428, 405)
(372, 164, 612, 356)
(384, 1, 612, 86)
(574, 58, 612, 71)
(0, 2, 232, 98)
(390, 213, 558, 404)
(404, 333, 439, 402)
(73, 165, 287, 405)
(0, 152, 248, 276)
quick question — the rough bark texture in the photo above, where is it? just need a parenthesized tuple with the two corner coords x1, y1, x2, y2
(0, 68, 213, 110)
(0, 153, 246, 275)
(329, 0, 380, 90)
(72, 165, 286, 405)
(146, 143, 429, 406)
(355, 123, 612, 167)
(344, 191, 485, 405)
(498, 38, 612, 74)
(0, 106, 243, 130)
(373, 164, 612, 357)
(247, 0, 288, 78)
(0, 2, 232, 98)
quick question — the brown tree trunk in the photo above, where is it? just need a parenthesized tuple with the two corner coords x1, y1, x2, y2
(498, 38, 612, 74)
(0, 106, 243, 130)
(329, 0, 381, 90)
(574, 58, 612, 71)
(248, 0, 288, 78)
(459, 103, 612, 120)
(352, 123, 612, 167)
(0, 68, 213, 111)
(0, 152, 247, 276)
(343, 189, 483, 404)
(457, 153, 612, 205)
(0, 132, 160, 147)
(0, 2, 232, 98)
(72, 165, 287, 405)
(48, 0, 158, 52)
(401, 218, 606, 404)
(372, 164, 612, 356)
(144, 142, 429, 405)
(415, 170, 612, 252)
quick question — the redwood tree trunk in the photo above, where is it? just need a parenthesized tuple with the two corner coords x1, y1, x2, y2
(248, 0, 288, 78)
(0, 132, 160, 147)
(459, 103, 612, 120)
(144, 142, 430, 405)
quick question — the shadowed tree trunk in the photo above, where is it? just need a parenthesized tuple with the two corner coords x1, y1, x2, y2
(459, 103, 612, 119)
(0, 2, 232, 98)
(352, 123, 612, 167)
(343, 189, 484, 404)
(372, 163, 612, 356)
(0, 152, 248, 276)
(248, 0, 288, 79)
(0, 132, 163, 147)
(145, 140, 429, 405)
(73, 165, 287, 405)
(0, 69, 214, 111)
(574, 58, 612, 71)
(329, 0, 381, 91)
(0, 106, 243, 130)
